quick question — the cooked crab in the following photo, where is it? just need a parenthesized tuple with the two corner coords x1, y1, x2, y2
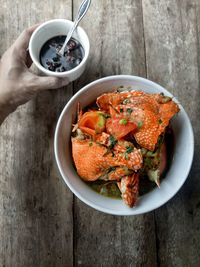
(71, 90, 179, 207)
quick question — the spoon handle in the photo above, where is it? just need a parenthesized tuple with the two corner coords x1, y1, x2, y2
(59, 0, 91, 55)
(75, 0, 91, 22)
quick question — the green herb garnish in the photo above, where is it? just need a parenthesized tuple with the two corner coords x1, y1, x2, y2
(124, 146, 133, 159)
(137, 121, 143, 128)
(123, 99, 130, 104)
(120, 108, 124, 113)
(108, 135, 117, 149)
(159, 119, 162, 124)
(125, 146, 133, 154)
(119, 119, 128, 125)
(124, 153, 128, 160)
(127, 108, 133, 115)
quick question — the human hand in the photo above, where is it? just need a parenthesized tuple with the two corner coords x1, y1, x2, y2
(0, 25, 69, 124)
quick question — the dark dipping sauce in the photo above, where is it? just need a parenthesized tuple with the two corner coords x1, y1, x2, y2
(40, 35, 84, 72)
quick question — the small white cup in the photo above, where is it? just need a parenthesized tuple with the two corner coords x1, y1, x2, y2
(29, 19, 90, 82)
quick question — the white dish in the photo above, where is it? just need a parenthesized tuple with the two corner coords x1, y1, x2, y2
(54, 75, 194, 215)
(29, 19, 90, 82)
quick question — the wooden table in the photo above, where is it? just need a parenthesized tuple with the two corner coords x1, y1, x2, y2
(0, 0, 199, 266)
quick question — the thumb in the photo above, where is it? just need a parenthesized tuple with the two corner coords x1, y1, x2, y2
(33, 76, 69, 91)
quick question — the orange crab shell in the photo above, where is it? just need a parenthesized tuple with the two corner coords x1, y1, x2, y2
(97, 90, 180, 151)
(97, 90, 144, 111)
(71, 138, 143, 182)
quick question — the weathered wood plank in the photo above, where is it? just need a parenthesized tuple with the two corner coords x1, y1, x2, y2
(1, 0, 200, 266)
(143, 0, 200, 266)
(0, 1, 74, 266)
(73, 1, 157, 266)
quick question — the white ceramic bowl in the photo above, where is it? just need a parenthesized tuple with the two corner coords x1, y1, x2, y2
(54, 75, 194, 215)
(29, 19, 90, 82)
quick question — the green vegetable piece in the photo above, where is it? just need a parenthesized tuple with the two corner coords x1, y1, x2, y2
(123, 99, 130, 104)
(124, 146, 133, 159)
(100, 186, 108, 195)
(120, 108, 124, 113)
(109, 183, 121, 198)
(141, 148, 147, 155)
(127, 108, 133, 115)
(88, 180, 121, 199)
(125, 146, 133, 154)
(97, 113, 106, 128)
(159, 119, 162, 124)
(144, 157, 152, 168)
(108, 136, 117, 149)
(147, 169, 160, 187)
(137, 121, 143, 128)
(89, 142, 93, 147)
(124, 153, 129, 160)
(146, 151, 155, 157)
(119, 119, 128, 125)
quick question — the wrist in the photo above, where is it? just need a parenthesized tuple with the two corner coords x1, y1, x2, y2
(0, 97, 16, 124)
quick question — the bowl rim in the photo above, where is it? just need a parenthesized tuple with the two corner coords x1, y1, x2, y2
(29, 18, 90, 76)
(54, 75, 194, 215)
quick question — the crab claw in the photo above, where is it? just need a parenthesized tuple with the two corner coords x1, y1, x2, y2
(72, 138, 142, 182)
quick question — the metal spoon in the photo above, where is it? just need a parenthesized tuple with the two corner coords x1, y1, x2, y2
(59, 0, 91, 56)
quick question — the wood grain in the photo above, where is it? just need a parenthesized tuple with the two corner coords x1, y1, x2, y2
(73, 1, 157, 266)
(0, 1, 74, 266)
(0, 0, 200, 266)
(143, 0, 200, 266)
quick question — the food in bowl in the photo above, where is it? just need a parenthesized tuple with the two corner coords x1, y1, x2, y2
(40, 35, 84, 72)
(71, 88, 180, 207)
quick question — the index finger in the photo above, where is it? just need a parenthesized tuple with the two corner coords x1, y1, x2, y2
(14, 24, 41, 50)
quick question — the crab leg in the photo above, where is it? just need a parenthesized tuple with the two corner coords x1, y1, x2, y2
(117, 173, 139, 207)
